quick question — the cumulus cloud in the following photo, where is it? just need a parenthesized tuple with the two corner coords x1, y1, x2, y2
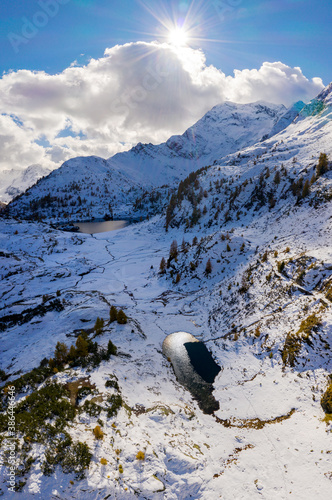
(0, 41, 324, 173)
(225, 62, 324, 104)
(0, 114, 54, 169)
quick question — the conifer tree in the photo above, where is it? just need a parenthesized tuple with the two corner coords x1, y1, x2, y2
(48, 358, 55, 369)
(205, 258, 212, 274)
(302, 179, 310, 198)
(191, 206, 201, 226)
(76, 335, 89, 357)
(261, 251, 268, 262)
(117, 309, 127, 324)
(110, 306, 117, 323)
(107, 340, 117, 356)
(54, 342, 68, 365)
(169, 240, 178, 260)
(159, 257, 166, 274)
(94, 317, 104, 335)
(68, 345, 77, 361)
(274, 171, 281, 185)
(316, 153, 328, 177)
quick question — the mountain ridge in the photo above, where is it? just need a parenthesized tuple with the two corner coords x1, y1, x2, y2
(5, 100, 289, 221)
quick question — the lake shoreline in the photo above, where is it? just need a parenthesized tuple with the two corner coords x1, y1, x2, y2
(53, 217, 140, 234)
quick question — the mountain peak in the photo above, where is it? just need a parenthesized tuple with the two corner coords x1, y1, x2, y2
(316, 81, 332, 104)
(109, 100, 286, 186)
(297, 81, 332, 118)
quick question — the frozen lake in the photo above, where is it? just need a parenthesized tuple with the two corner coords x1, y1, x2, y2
(75, 220, 128, 234)
(162, 332, 221, 414)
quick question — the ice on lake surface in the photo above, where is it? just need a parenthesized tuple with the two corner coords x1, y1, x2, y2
(76, 220, 128, 234)
(162, 332, 221, 414)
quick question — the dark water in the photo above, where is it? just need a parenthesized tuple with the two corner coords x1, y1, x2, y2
(76, 220, 128, 234)
(162, 332, 221, 414)
(184, 342, 221, 384)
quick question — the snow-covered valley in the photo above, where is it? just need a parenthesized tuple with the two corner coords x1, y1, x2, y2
(1, 84, 332, 499)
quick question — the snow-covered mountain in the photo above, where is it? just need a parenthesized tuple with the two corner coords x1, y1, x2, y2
(0, 164, 52, 203)
(297, 81, 332, 118)
(267, 100, 305, 137)
(6, 101, 286, 222)
(1, 83, 332, 500)
(109, 101, 286, 185)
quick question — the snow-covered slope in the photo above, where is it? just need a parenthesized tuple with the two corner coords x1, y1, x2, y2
(5, 156, 148, 223)
(0, 164, 51, 203)
(268, 100, 305, 137)
(109, 101, 286, 185)
(1, 83, 332, 500)
(6, 101, 285, 222)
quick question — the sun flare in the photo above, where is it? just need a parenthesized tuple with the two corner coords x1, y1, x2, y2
(168, 27, 189, 46)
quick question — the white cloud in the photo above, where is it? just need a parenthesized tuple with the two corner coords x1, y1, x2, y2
(224, 62, 324, 104)
(0, 42, 325, 174)
(0, 114, 54, 170)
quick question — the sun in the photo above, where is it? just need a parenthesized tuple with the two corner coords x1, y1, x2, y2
(168, 27, 189, 46)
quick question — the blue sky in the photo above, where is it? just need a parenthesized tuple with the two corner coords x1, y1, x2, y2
(0, 0, 330, 175)
(0, 0, 331, 83)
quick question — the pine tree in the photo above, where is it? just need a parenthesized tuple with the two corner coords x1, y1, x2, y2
(110, 306, 117, 323)
(310, 173, 316, 185)
(94, 317, 104, 335)
(169, 240, 178, 260)
(191, 206, 201, 226)
(76, 335, 89, 357)
(261, 251, 268, 262)
(274, 171, 281, 185)
(302, 179, 310, 198)
(159, 257, 166, 274)
(277, 261, 285, 273)
(117, 309, 127, 324)
(54, 342, 68, 365)
(226, 243, 231, 252)
(205, 258, 212, 274)
(291, 177, 303, 197)
(316, 153, 328, 177)
(48, 358, 55, 369)
(192, 236, 198, 246)
(68, 345, 77, 361)
(107, 340, 117, 356)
